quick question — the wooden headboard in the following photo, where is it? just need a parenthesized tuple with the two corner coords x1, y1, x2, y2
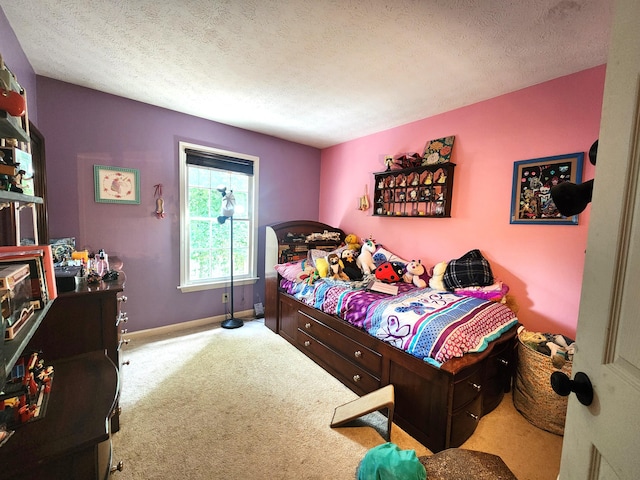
(264, 220, 345, 332)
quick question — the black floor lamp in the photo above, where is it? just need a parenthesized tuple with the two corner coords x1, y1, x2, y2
(217, 186, 243, 329)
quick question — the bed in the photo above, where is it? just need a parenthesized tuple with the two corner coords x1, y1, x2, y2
(265, 220, 519, 452)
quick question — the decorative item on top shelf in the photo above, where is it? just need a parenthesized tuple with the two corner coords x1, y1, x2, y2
(422, 135, 455, 165)
(373, 162, 455, 217)
(0, 54, 30, 143)
(394, 152, 421, 170)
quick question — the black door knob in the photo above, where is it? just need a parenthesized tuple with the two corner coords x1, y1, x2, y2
(550, 371, 594, 406)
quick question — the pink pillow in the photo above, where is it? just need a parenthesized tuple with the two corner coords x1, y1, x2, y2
(274, 260, 306, 282)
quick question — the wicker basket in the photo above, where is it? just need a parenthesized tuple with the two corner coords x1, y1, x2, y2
(513, 336, 572, 435)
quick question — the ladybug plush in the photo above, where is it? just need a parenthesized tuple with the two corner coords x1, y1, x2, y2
(375, 261, 404, 283)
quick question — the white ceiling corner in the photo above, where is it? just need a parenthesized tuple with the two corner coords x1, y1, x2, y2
(0, 0, 613, 148)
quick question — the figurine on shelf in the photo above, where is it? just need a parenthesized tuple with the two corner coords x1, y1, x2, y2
(434, 168, 447, 184)
(435, 193, 445, 215)
(9, 169, 29, 193)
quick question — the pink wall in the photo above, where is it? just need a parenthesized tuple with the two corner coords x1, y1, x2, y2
(319, 66, 605, 339)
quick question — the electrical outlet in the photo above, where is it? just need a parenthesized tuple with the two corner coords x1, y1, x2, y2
(222, 293, 229, 303)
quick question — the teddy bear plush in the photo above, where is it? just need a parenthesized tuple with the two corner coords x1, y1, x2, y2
(344, 234, 361, 252)
(428, 261, 449, 291)
(327, 253, 350, 281)
(403, 260, 427, 288)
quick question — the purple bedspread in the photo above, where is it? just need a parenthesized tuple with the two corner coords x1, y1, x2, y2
(281, 278, 518, 367)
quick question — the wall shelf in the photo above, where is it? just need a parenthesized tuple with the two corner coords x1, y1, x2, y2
(372, 162, 455, 217)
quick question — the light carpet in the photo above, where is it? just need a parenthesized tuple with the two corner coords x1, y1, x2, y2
(112, 319, 563, 480)
(112, 320, 428, 479)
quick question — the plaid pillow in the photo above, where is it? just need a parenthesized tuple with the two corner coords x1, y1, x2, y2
(443, 249, 494, 289)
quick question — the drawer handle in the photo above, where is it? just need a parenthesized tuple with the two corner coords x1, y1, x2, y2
(466, 411, 480, 421)
(468, 382, 481, 392)
(118, 295, 128, 303)
(110, 460, 124, 473)
(497, 358, 509, 366)
(354, 350, 362, 358)
(353, 374, 361, 382)
(305, 322, 311, 329)
(122, 360, 130, 366)
(304, 340, 311, 347)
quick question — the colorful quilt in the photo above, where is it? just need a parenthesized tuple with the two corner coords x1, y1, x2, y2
(281, 279, 518, 367)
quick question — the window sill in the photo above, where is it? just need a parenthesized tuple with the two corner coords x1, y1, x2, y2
(177, 277, 259, 293)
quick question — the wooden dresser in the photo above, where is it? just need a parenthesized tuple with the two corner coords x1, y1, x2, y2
(25, 272, 129, 432)
(0, 273, 128, 479)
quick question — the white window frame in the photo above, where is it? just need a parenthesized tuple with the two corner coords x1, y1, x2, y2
(178, 141, 259, 293)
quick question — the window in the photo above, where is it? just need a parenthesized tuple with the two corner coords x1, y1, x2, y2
(179, 142, 259, 292)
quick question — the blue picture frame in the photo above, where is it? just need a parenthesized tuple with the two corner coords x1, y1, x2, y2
(510, 152, 584, 225)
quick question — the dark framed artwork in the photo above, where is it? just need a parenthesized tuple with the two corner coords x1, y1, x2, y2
(94, 165, 140, 204)
(510, 152, 584, 225)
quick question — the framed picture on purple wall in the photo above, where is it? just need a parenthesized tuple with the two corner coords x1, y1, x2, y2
(510, 152, 584, 225)
(94, 165, 140, 204)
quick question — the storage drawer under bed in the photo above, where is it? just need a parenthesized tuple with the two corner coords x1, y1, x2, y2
(297, 329, 381, 394)
(297, 310, 382, 377)
(451, 363, 483, 412)
(449, 394, 483, 447)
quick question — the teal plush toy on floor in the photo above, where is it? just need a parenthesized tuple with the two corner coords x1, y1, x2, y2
(357, 442, 426, 480)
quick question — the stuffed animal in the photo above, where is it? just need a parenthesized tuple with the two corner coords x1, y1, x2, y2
(429, 261, 448, 291)
(341, 249, 363, 281)
(403, 260, 427, 288)
(327, 253, 349, 281)
(356, 239, 377, 274)
(375, 261, 404, 283)
(344, 234, 361, 252)
(296, 263, 317, 284)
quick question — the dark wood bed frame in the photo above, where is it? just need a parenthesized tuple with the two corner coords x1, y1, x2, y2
(265, 220, 517, 452)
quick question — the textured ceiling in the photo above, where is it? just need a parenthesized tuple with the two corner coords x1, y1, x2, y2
(1, 0, 613, 148)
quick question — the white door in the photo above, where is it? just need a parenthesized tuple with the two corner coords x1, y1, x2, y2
(559, 0, 640, 478)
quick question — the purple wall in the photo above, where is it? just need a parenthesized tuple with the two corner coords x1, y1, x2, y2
(0, 8, 37, 124)
(35, 77, 321, 331)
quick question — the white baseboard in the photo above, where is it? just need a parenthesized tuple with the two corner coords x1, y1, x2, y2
(126, 309, 255, 341)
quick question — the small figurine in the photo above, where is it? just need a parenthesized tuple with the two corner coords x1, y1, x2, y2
(9, 169, 28, 193)
(384, 155, 393, 171)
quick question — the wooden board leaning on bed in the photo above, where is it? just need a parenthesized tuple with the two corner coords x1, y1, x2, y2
(265, 220, 518, 453)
